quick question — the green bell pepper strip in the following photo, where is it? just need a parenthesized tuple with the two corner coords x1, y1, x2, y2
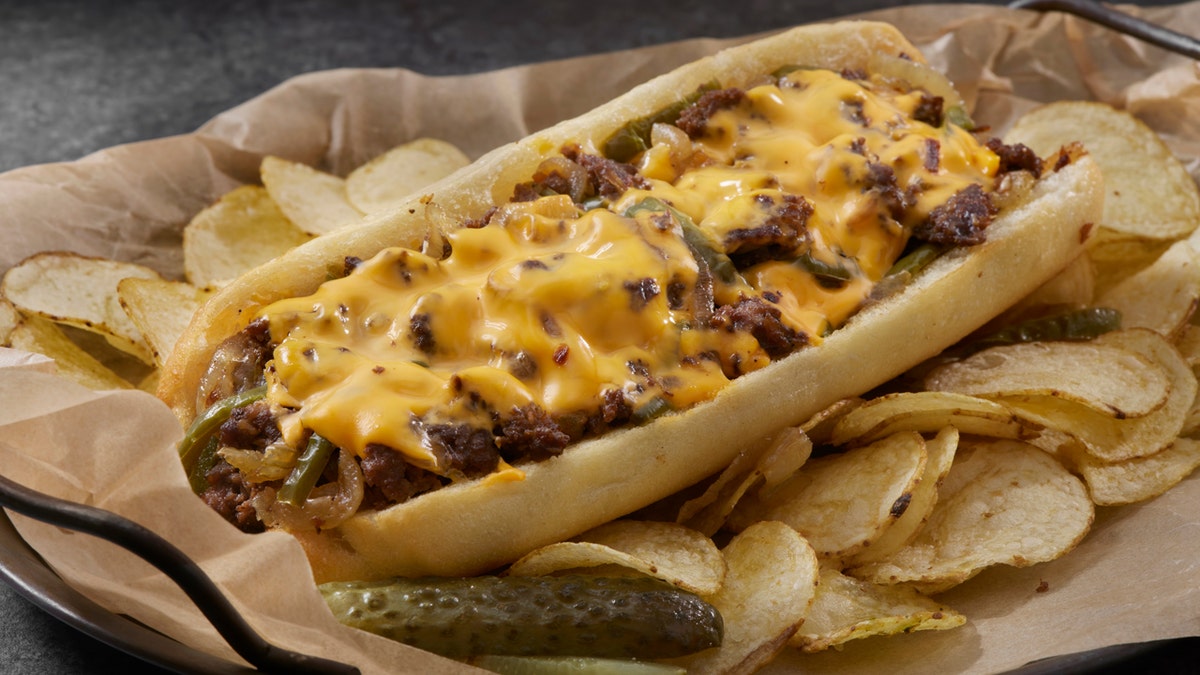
(624, 197, 742, 286)
(186, 436, 221, 494)
(601, 81, 720, 163)
(884, 242, 943, 279)
(178, 385, 268, 489)
(631, 396, 673, 425)
(794, 252, 853, 289)
(277, 434, 336, 506)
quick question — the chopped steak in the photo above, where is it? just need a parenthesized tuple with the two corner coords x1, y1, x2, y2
(987, 138, 1044, 178)
(425, 423, 502, 478)
(360, 444, 446, 506)
(201, 460, 265, 533)
(498, 403, 571, 462)
(676, 88, 746, 138)
(914, 184, 995, 246)
(710, 296, 807, 360)
(218, 400, 280, 451)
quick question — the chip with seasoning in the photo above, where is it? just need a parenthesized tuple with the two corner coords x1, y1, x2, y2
(847, 438, 1093, 594)
(507, 520, 726, 596)
(346, 138, 471, 215)
(1, 251, 162, 363)
(791, 566, 965, 652)
(728, 431, 927, 560)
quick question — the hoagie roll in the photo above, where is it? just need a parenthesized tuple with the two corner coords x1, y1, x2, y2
(159, 20, 1103, 582)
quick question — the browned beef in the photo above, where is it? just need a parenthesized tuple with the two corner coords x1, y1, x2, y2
(676, 88, 746, 138)
(498, 403, 571, 462)
(913, 94, 945, 127)
(624, 277, 661, 311)
(360, 444, 446, 506)
(986, 138, 1044, 178)
(913, 183, 995, 246)
(864, 162, 912, 220)
(924, 138, 941, 173)
(710, 295, 807, 360)
(562, 145, 649, 199)
(410, 312, 435, 354)
(201, 460, 264, 533)
(217, 399, 280, 451)
(726, 193, 814, 267)
(425, 423, 501, 478)
(589, 389, 634, 435)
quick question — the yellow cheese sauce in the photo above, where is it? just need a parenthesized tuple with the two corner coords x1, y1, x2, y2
(260, 67, 1000, 480)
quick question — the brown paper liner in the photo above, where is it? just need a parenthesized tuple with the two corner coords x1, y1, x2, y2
(3, 4, 1200, 673)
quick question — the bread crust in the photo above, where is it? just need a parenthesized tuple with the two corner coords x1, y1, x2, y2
(159, 21, 1104, 582)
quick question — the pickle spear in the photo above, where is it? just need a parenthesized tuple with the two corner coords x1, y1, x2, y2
(319, 575, 723, 659)
(471, 655, 687, 674)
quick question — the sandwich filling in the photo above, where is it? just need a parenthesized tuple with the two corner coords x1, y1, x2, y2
(187, 65, 1045, 533)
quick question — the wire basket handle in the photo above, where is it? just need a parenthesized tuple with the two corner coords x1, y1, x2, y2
(0, 473, 359, 675)
(1009, 0, 1200, 59)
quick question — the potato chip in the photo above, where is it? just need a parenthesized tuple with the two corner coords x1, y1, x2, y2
(506, 520, 725, 596)
(998, 253, 1096, 324)
(1175, 323, 1200, 368)
(1005, 101, 1200, 241)
(1095, 238, 1200, 340)
(117, 277, 213, 368)
(677, 443, 774, 530)
(846, 427, 958, 566)
(1, 251, 160, 363)
(0, 297, 18, 344)
(7, 315, 131, 390)
(790, 566, 965, 652)
(346, 138, 471, 214)
(681, 521, 818, 675)
(797, 398, 863, 447)
(1183, 396, 1200, 438)
(756, 427, 815, 495)
(728, 432, 926, 560)
(260, 156, 364, 236)
(183, 184, 313, 287)
(924, 339, 1171, 419)
(138, 368, 161, 394)
(830, 391, 1036, 446)
(1087, 230, 1173, 298)
(1068, 437, 1200, 506)
(677, 428, 812, 537)
(1002, 329, 1195, 462)
(848, 438, 1093, 594)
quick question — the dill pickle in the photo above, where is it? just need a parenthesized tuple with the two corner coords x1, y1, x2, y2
(969, 306, 1122, 352)
(319, 575, 723, 659)
(471, 655, 686, 675)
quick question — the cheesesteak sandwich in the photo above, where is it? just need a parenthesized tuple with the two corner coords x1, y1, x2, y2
(159, 21, 1103, 583)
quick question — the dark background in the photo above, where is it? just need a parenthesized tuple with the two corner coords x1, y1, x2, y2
(1, 1, 1197, 673)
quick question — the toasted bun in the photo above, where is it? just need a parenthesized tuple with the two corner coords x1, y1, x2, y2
(160, 21, 1103, 582)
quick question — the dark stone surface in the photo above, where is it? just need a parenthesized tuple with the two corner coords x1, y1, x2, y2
(0, 0, 964, 175)
(1, 0, 1197, 673)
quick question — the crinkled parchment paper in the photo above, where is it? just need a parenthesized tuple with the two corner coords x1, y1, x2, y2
(3, 3, 1200, 674)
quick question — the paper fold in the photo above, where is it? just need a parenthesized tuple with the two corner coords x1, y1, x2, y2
(2, 4, 1200, 673)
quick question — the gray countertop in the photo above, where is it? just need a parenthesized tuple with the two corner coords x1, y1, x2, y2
(1, 1, 1196, 673)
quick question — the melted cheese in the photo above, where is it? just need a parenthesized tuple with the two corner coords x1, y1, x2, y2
(260, 67, 1000, 478)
